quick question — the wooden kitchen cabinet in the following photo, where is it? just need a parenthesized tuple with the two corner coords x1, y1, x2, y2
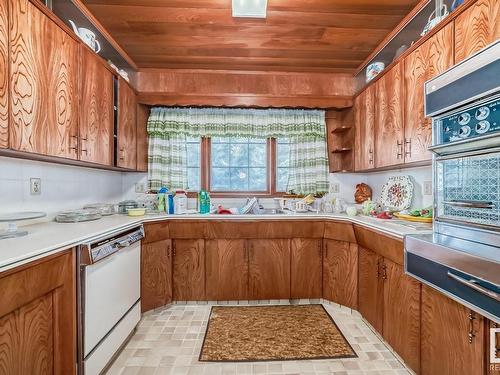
(323, 239, 358, 309)
(9, 0, 79, 158)
(136, 104, 149, 172)
(0, 0, 7, 149)
(0, 250, 76, 375)
(404, 23, 454, 163)
(358, 247, 384, 333)
(382, 258, 421, 374)
(291, 238, 322, 299)
(354, 84, 375, 171)
(141, 239, 172, 312)
(455, 0, 500, 63)
(248, 239, 290, 300)
(206, 239, 248, 301)
(421, 285, 485, 375)
(173, 239, 205, 301)
(117, 78, 137, 169)
(79, 46, 114, 165)
(374, 62, 404, 168)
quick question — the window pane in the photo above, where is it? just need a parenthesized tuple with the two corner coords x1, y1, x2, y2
(277, 143, 290, 167)
(187, 167, 200, 191)
(212, 144, 230, 167)
(277, 168, 290, 192)
(212, 168, 230, 191)
(249, 168, 267, 191)
(230, 144, 249, 167)
(230, 168, 249, 191)
(186, 143, 200, 167)
(249, 144, 266, 167)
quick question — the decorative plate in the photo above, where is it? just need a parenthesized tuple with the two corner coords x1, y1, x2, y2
(380, 176, 414, 210)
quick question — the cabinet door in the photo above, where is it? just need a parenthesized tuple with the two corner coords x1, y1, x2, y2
(358, 247, 384, 333)
(117, 78, 137, 169)
(374, 63, 404, 168)
(0, 250, 76, 375)
(354, 85, 375, 171)
(141, 239, 172, 312)
(10, 0, 79, 158)
(455, 0, 500, 63)
(79, 47, 114, 165)
(421, 285, 485, 375)
(404, 24, 453, 163)
(206, 239, 248, 301)
(248, 239, 290, 300)
(173, 239, 205, 301)
(291, 238, 322, 299)
(323, 240, 358, 309)
(382, 259, 421, 373)
(136, 104, 149, 172)
(0, 0, 7, 148)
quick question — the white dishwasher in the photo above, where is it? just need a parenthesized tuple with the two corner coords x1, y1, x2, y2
(78, 226, 144, 375)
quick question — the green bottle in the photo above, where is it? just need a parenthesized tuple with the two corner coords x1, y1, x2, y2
(199, 190, 211, 214)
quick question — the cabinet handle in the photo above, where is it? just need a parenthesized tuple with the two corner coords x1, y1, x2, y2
(166, 244, 171, 258)
(81, 136, 88, 155)
(368, 148, 374, 164)
(172, 242, 176, 257)
(119, 148, 125, 161)
(404, 138, 412, 158)
(376, 259, 381, 279)
(397, 140, 403, 159)
(70, 135, 79, 153)
(468, 310, 476, 344)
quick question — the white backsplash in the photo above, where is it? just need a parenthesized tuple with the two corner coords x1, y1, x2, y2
(329, 166, 433, 209)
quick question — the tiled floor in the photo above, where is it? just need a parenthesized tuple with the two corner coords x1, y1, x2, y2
(106, 301, 411, 375)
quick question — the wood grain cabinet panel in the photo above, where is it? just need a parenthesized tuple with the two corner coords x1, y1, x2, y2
(248, 239, 290, 300)
(141, 239, 172, 313)
(136, 104, 149, 172)
(323, 240, 358, 309)
(455, 0, 500, 63)
(206, 239, 248, 301)
(374, 62, 404, 168)
(0, 0, 7, 148)
(421, 285, 485, 375)
(117, 78, 137, 169)
(291, 238, 322, 299)
(354, 84, 375, 171)
(404, 24, 453, 163)
(9, 0, 79, 158)
(0, 250, 76, 375)
(173, 239, 205, 301)
(79, 47, 114, 165)
(382, 259, 421, 374)
(358, 247, 384, 333)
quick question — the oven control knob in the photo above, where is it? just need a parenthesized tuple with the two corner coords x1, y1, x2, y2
(475, 106, 490, 120)
(458, 113, 471, 125)
(459, 125, 471, 138)
(475, 120, 490, 134)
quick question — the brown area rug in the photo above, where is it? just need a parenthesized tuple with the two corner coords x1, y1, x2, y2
(199, 304, 357, 362)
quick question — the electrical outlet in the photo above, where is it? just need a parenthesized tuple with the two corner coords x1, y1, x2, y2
(424, 181, 432, 196)
(135, 182, 146, 193)
(331, 183, 340, 194)
(30, 178, 41, 195)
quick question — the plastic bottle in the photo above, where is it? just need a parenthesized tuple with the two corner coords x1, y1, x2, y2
(173, 190, 188, 214)
(199, 190, 211, 214)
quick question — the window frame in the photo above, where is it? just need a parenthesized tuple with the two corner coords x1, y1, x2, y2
(187, 137, 286, 197)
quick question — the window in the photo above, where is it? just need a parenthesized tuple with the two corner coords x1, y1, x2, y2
(184, 137, 289, 195)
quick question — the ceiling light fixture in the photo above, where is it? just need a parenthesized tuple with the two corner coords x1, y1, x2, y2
(232, 0, 268, 18)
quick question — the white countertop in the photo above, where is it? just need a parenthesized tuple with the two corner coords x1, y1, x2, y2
(0, 212, 431, 272)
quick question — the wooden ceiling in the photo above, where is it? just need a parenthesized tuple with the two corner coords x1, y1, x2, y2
(82, 0, 421, 73)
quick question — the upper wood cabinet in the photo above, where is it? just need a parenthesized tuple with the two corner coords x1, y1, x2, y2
(141, 239, 172, 313)
(172, 239, 205, 301)
(374, 62, 404, 168)
(9, 0, 79, 159)
(421, 285, 485, 375)
(248, 239, 290, 300)
(455, 0, 500, 63)
(404, 23, 454, 163)
(0, 250, 76, 375)
(136, 104, 149, 172)
(291, 238, 322, 299)
(323, 239, 358, 309)
(0, 0, 7, 149)
(206, 239, 248, 301)
(117, 78, 137, 169)
(354, 85, 375, 171)
(79, 47, 114, 165)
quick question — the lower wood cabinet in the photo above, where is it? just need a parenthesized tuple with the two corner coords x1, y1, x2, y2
(173, 239, 205, 301)
(248, 239, 290, 300)
(141, 239, 172, 312)
(291, 238, 322, 299)
(0, 250, 76, 375)
(358, 246, 384, 333)
(206, 239, 248, 301)
(323, 239, 358, 309)
(421, 284, 485, 375)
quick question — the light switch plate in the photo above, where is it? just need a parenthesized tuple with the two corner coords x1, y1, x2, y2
(135, 182, 146, 193)
(331, 183, 340, 194)
(424, 181, 432, 196)
(30, 178, 41, 195)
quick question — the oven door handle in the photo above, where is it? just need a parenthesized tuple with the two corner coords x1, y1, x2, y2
(447, 271, 500, 302)
(443, 200, 495, 209)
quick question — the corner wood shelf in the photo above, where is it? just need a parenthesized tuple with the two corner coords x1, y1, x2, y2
(326, 109, 354, 172)
(331, 148, 352, 153)
(331, 126, 352, 134)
